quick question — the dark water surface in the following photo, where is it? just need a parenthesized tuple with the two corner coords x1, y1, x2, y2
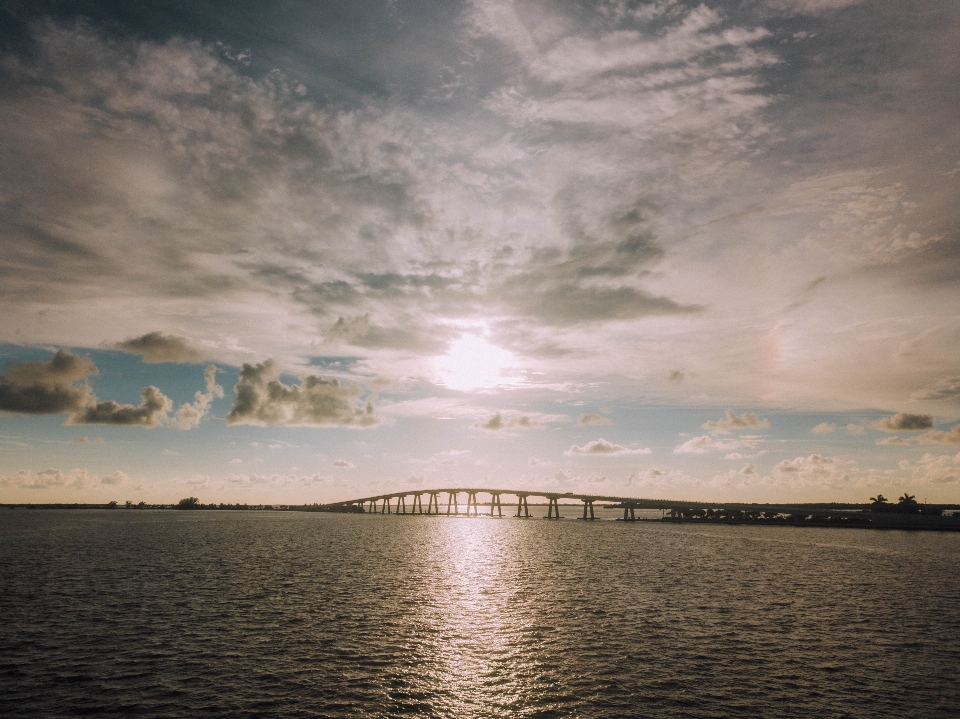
(2, 510, 959, 718)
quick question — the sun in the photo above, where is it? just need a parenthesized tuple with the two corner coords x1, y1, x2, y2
(434, 335, 519, 391)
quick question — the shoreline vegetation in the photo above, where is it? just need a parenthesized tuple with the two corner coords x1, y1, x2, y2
(4, 493, 960, 530)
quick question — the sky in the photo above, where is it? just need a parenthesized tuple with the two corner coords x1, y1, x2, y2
(1, 0, 959, 505)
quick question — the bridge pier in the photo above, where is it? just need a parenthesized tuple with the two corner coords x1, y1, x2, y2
(411, 493, 424, 514)
(396, 495, 407, 514)
(426, 492, 440, 515)
(622, 506, 636, 521)
(447, 492, 459, 516)
(516, 495, 530, 518)
(466, 492, 479, 516)
(581, 499, 595, 520)
(546, 497, 562, 519)
(490, 493, 503, 517)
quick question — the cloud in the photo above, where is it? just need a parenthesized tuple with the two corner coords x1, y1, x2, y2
(811, 422, 837, 434)
(473, 412, 539, 431)
(101, 470, 128, 486)
(847, 424, 866, 435)
(564, 438, 651, 456)
(169, 365, 224, 430)
(766, 0, 866, 16)
(674, 435, 764, 454)
(579, 413, 611, 426)
(775, 454, 836, 473)
(877, 423, 960, 446)
(332, 460, 355, 468)
(901, 452, 960, 485)
(912, 377, 960, 401)
(871, 413, 934, 432)
(67, 386, 173, 427)
(0, 349, 96, 414)
(226, 359, 379, 427)
(110, 332, 204, 363)
(702, 410, 770, 433)
(72, 436, 103, 444)
(1, 467, 95, 490)
(665, 370, 685, 386)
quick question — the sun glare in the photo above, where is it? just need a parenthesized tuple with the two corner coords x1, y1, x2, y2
(435, 335, 518, 391)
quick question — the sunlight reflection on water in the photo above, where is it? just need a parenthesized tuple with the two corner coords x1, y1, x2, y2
(2, 511, 960, 718)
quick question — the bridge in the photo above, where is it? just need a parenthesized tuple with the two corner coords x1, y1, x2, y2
(315, 488, 872, 521)
(320, 488, 650, 519)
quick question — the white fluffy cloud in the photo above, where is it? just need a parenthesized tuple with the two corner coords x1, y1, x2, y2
(226, 359, 379, 427)
(702, 410, 770, 433)
(111, 332, 205, 363)
(169, 366, 224, 430)
(674, 435, 763, 454)
(564, 438, 651, 456)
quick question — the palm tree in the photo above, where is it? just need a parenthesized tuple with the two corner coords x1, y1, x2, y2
(898, 493, 918, 510)
(870, 494, 888, 506)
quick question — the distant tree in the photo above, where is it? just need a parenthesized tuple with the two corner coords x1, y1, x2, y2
(870, 494, 888, 506)
(897, 493, 919, 513)
(125, 500, 133, 509)
(107, 500, 118, 508)
(137, 501, 147, 508)
(176, 496, 201, 509)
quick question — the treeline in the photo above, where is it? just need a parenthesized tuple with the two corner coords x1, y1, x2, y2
(869, 493, 943, 515)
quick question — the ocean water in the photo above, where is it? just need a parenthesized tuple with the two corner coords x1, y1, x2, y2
(1, 510, 959, 718)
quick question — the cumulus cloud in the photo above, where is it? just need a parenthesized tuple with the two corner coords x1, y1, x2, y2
(775, 454, 836, 473)
(110, 332, 204, 363)
(169, 365, 224, 430)
(67, 386, 173, 427)
(1, 467, 95, 489)
(564, 438, 651, 456)
(0, 350, 96, 414)
(877, 423, 960, 446)
(332, 460, 355, 468)
(226, 359, 379, 427)
(101, 470, 128, 486)
(674, 435, 764, 454)
(579, 413, 611, 426)
(901, 452, 960, 485)
(702, 410, 770, 433)
(473, 412, 538, 431)
(871, 413, 934, 432)
(811, 422, 837, 434)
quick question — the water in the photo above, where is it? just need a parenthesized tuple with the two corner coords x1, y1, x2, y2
(2, 510, 959, 718)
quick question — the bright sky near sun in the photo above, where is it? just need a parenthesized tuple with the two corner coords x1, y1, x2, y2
(1, 0, 959, 504)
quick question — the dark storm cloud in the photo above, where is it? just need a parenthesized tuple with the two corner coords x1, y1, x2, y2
(871, 413, 934, 432)
(67, 386, 173, 427)
(226, 359, 379, 427)
(111, 332, 205, 363)
(0, 349, 96, 414)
